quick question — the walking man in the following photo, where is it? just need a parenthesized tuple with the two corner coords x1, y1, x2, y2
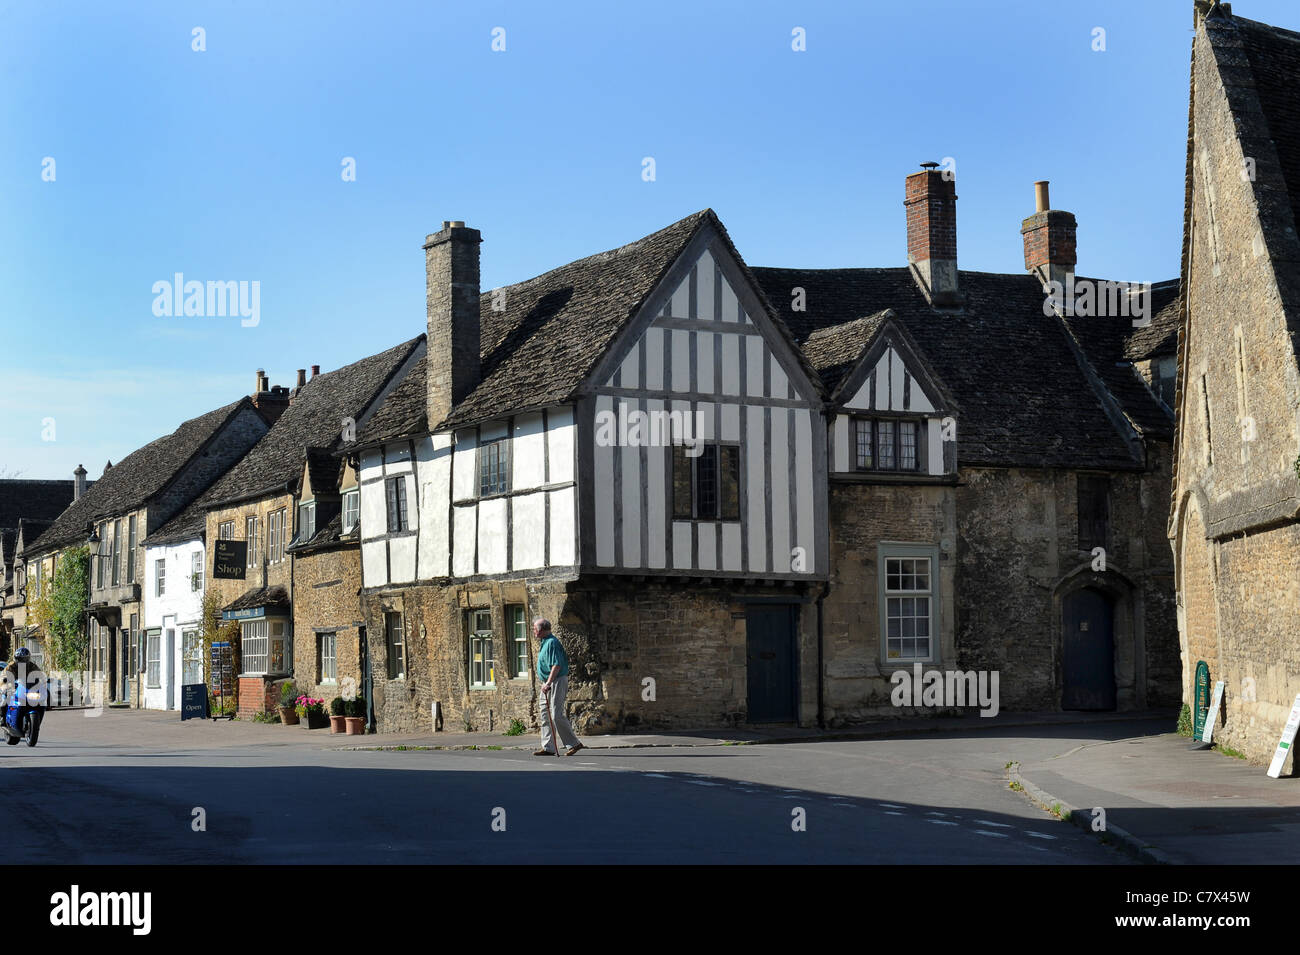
(534, 618, 584, 757)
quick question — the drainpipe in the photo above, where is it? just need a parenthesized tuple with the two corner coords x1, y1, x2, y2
(816, 579, 830, 729)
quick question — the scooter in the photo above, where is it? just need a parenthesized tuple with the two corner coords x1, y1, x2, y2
(3, 678, 45, 747)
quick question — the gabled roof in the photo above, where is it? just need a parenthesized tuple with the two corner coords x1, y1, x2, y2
(1124, 281, 1181, 361)
(752, 266, 1174, 470)
(358, 210, 824, 447)
(802, 311, 892, 394)
(29, 398, 256, 554)
(0, 480, 80, 565)
(197, 336, 423, 509)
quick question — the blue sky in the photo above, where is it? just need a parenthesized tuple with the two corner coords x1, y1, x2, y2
(3, 0, 1295, 479)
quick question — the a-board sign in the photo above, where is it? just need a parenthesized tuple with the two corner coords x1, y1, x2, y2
(213, 540, 248, 580)
(1200, 680, 1225, 743)
(1193, 660, 1211, 739)
(181, 683, 209, 720)
(1266, 693, 1300, 778)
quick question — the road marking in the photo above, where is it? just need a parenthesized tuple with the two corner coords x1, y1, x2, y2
(925, 811, 949, 817)
(1024, 831, 1057, 840)
(883, 811, 904, 816)
(926, 819, 958, 826)
(879, 803, 905, 809)
(974, 819, 1012, 828)
(684, 780, 722, 787)
(643, 773, 671, 778)
(973, 829, 1009, 838)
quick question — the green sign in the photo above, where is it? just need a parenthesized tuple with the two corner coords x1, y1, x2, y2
(1193, 660, 1211, 740)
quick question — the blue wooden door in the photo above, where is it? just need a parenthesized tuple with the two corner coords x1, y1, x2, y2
(1062, 588, 1116, 710)
(746, 604, 798, 722)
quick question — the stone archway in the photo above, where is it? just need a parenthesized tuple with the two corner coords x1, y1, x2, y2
(1052, 565, 1139, 710)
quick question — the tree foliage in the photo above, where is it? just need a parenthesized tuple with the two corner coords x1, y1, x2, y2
(41, 547, 90, 672)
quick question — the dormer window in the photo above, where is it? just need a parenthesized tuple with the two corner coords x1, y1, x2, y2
(854, 418, 921, 472)
(296, 500, 316, 544)
(342, 489, 359, 534)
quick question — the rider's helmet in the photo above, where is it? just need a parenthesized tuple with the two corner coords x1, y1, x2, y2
(13, 647, 30, 664)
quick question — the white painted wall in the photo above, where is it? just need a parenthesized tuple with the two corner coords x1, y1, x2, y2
(142, 538, 204, 710)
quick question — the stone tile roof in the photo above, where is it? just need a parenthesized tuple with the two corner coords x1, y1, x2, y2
(802, 311, 892, 395)
(197, 337, 423, 509)
(1124, 281, 1181, 360)
(0, 480, 79, 565)
(752, 266, 1173, 469)
(222, 585, 289, 614)
(30, 399, 255, 554)
(287, 512, 356, 555)
(360, 210, 827, 447)
(141, 498, 207, 548)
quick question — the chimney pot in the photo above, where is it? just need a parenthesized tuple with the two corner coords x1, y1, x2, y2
(73, 464, 87, 502)
(1034, 180, 1050, 213)
(255, 369, 265, 394)
(296, 369, 307, 388)
(311, 365, 320, 378)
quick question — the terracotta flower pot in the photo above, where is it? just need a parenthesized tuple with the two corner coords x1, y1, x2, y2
(345, 716, 365, 735)
(330, 715, 347, 734)
(279, 706, 299, 726)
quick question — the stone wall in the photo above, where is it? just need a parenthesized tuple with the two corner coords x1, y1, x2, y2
(291, 544, 363, 708)
(1171, 13, 1300, 765)
(362, 574, 820, 735)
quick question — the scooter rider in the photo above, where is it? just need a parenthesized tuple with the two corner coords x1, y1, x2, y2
(3, 647, 46, 700)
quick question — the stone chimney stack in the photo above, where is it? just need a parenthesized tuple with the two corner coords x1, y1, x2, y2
(904, 162, 960, 306)
(1021, 180, 1077, 291)
(424, 220, 482, 428)
(73, 464, 87, 501)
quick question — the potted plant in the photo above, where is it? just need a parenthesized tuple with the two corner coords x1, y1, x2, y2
(329, 696, 346, 733)
(344, 695, 366, 735)
(278, 682, 299, 725)
(295, 696, 327, 729)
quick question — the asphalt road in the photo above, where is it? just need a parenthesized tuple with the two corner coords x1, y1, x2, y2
(8, 710, 1152, 864)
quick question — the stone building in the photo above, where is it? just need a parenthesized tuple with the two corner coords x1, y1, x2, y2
(1, 475, 84, 657)
(286, 451, 366, 721)
(1170, 2, 1300, 764)
(350, 169, 1181, 735)
(171, 345, 421, 718)
(26, 400, 269, 702)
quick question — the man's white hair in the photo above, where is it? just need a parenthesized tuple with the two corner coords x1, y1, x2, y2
(533, 617, 551, 633)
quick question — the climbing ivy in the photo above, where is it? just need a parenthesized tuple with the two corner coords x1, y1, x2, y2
(42, 547, 90, 672)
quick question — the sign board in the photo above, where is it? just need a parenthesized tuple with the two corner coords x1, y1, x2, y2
(180, 683, 209, 720)
(209, 641, 235, 697)
(212, 540, 248, 580)
(222, 605, 266, 621)
(1267, 694, 1300, 778)
(1200, 680, 1225, 743)
(1193, 660, 1211, 739)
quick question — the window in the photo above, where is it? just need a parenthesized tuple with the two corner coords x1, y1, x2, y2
(385, 477, 409, 532)
(882, 552, 934, 663)
(478, 438, 510, 496)
(855, 418, 921, 472)
(155, 558, 166, 597)
(1078, 475, 1110, 552)
(111, 519, 121, 586)
(128, 613, 140, 676)
(297, 500, 316, 544)
(188, 550, 202, 591)
(268, 508, 287, 562)
(1201, 374, 1214, 464)
(385, 612, 405, 679)
(28, 561, 39, 599)
(182, 630, 203, 685)
(672, 443, 740, 520)
(242, 620, 268, 674)
(246, 515, 261, 567)
(468, 609, 495, 688)
(318, 632, 337, 684)
(269, 620, 287, 673)
(508, 605, 528, 678)
(342, 490, 360, 534)
(90, 619, 108, 678)
(218, 520, 235, 540)
(146, 629, 161, 688)
(126, 516, 136, 583)
(96, 522, 108, 588)
(24, 637, 44, 670)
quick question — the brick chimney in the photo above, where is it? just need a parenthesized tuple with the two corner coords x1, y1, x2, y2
(904, 162, 960, 306)
(251, 370, 290, 425)
(73, 464, 87, 501)
(1021, 180, 1077, 292)
(424, 220, 482, 428)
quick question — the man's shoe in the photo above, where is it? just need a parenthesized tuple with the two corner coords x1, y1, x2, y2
(533, 748, 556, 756)
(565, 743, 585, 756)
